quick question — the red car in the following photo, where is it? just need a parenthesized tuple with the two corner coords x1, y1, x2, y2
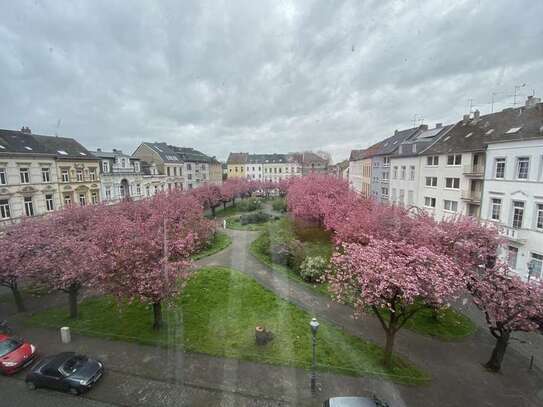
(0, 334, 37, 375)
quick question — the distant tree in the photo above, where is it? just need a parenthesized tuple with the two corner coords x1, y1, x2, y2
(328, 239, 465, 367)
(470, 263, 543, 372)
(192, 184, 222, 216)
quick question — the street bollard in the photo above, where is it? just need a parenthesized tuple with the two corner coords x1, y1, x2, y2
(60, 326, 71, 344)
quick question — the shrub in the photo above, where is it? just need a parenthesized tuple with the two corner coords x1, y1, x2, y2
(299, 256, 328, 283)
(237, 198, 262, 212)
(272, 198, 287, 213)
(286, 239, 306, 272)
(239, 211, 271, 225)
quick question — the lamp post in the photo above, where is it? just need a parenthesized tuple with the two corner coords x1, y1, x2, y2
(310, 317, 320, 395)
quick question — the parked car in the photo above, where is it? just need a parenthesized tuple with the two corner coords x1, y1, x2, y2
(323, 396, 390, 407)
(0, 334, 37, 375)
(26, 352, 104, 395)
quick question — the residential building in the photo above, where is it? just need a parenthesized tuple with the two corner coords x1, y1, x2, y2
(208, 158, 223, 185)
(0, 129, 60, 226)
(140, 161, 167, 197)
(226, 153, 248, 178)
(93, 148, 144, 203)
(32, 134, 101, 209)
(328, 160, 349, 179)
(389, 124, 452, 207)
(132, 142, 185, 191)
(169, 146, 214, 190)
(348, 150, 364, 194)
(479, 96, 543, 280)
(245, 154, 265, 180)
(301, 151, 329, 175)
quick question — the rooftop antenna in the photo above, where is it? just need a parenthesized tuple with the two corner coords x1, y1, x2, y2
(412, 114, 420, 128)
(513, 83, 526, 107)
(467, 98, 475, 113)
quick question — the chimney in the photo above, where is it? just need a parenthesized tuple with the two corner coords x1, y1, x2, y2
(435, 123, 442, 128)
(20, 126, 31, 134)
(462, 114, 470, 124)
(112, 148, 117, 152)
(97, 148, 102, 152)
(420, 124, 428, 130)
(473, 109, 480, 120)
(394, 129, 399, 135)
(526, 95, 541, 108)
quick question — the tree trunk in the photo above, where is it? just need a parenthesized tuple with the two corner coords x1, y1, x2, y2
(152, 302, 162, 330)
(232, 197, 236, 206)
(383, 330, 396, 368)
(223, 202, 226, 209)
(68, 287, 78, 319)
(485, 332, 509, 372)
(211, 206, 216, 217)
(11, 284, 26, 313)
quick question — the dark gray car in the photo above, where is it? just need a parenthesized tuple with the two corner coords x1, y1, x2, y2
(324, 396, 390, 407)
(25, 352, 104, 395)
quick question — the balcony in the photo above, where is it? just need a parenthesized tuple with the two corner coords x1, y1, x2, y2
(499, 226, 527, 244)
(461, 189, 482, 203)
(463, 164, 484, 177)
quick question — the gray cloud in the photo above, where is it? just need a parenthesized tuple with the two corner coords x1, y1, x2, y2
(0, 0, 542, 162)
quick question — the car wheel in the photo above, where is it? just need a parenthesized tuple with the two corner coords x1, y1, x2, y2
(68, 387, 80, 396)
(26, 381, 36, 390)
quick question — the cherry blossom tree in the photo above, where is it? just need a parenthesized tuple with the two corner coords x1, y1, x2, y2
(94, 194, 203, 330)
(328, 239, 465, 367)
(470, 263, 543, 372)
(25, 205, 105, 319)
(191, 184, 222, 217)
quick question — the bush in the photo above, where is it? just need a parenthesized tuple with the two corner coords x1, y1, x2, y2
(286, 239, 306, 272)
(237, 198, 262, 212)
(271, 198, 287, 213)
(239, 211, 271, 225)
(299, 256, 328, 283)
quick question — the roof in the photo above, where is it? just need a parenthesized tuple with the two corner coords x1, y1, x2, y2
(363, 127, 421, 158)
(302, 151, 328, 165)
(169, 146, 214, 163)
(394, 125, 453, 157)
(349, 149, 366, 161)
(337, 159, 350, 170)
(92, 149, 137, 160)
(424, 102, 543, 155)
(141, 142, 182, 163)
(227, 152, 248, 165)
(0, 129, 96, 160)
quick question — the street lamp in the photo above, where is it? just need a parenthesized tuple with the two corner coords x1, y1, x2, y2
(310, 317, 320, 395)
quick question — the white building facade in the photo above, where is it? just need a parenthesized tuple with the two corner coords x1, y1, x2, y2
(481, 138, 543, 280)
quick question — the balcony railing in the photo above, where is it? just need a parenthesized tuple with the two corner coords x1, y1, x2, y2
(499, 225, 527, 243)
(463, 164, 484, 177)
(461, 189, 482, 203)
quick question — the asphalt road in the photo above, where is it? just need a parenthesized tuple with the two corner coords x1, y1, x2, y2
(0, 368, 290, 407)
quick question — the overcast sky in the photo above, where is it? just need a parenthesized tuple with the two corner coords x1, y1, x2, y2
(1, 0, 542, 162)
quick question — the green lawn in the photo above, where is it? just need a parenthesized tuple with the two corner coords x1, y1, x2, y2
(397, 307, 476, 340)
(192, 232, 232, 260)
(25, 267, 428, 384)
(225, 215, 280, 231)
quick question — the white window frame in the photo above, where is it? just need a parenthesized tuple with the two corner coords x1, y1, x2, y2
(45, 194, 54, 212)
(425, 176, 438, 187)
(0, 167, 6, 185)
(507, 246, 518, 270)
(61, 169, 69, 183)
(20, 168, 30, 184)
(535, 203, 543, 230)
(424, 196, 436, 208)
(443, 199, 458, 213)
(426, 156, 439, 166)
(447, 154, 462, 166)
(511, 200, 525, 229)
(23, 196, 34, 216)
(445, 177, 460, 189)
(516, 157, 530, 180)
(490, 198, 502, 221)
(76, 169, 83, 182)
(0, 199, 10, 219)
(494, 157, 506, 179)
(41, 167, 51, 183)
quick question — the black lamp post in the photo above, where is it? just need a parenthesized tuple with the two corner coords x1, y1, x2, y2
(310, 317, 320, 394)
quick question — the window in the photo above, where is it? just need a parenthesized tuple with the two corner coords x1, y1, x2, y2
(507, 246, 518, 269)
(167, 167, 171, 176)
(105, 187, 111, 200)
(495, 158, 506, 179)
(444, 199, 458, 212)
(391, 188, 397, 201)
(79, 193, 86, 206)
(89, 168, 96, 181)
(136, 184, 141, 195)
(399, 189, 405, 205)
(447, 154, 462, 166)
(445, 177, 460, 189)
(409, 166, 415, 181)
(537, 204, 543, 230)
(408, 190, 414, 204)
(383, 156, 390, 167)
(0, 167, 6, 185)
(76, 169, 83, 182)
(45, 194, 54, 211)
(102, 161, 110, 173)
(41, 168, 50, 183)
(382, 171, 389, 181)
(0, 199, 10, 219)
(393, 166, 398, 179)
(121, 158, 126, 167)
(381, 187, 389, 197)
(187, 163, 192, 171)
(91, 191, 98, 204)
(63, 194, 71, 206)
(146, 185, 150, 196)
(20, 168, 30, 184)
(490, 198, 502, 221)
(512, 201, 524, 229)
(400, 166, 406, 180)
(188, 174, 192, 180)
(425, 176, 438, 187)
(426, 156, 439, 166)
(61, 169, 69, 183)
(530, 253, 543, 279)
(424, 196, 436, 208)
(516, 157, 529, 179)
(134, 162, 140, 172)
(24, 196, 34, 216)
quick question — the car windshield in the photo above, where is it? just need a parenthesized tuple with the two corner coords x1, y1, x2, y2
(0, 338, 22, 357)
(59, 355, 88, 376)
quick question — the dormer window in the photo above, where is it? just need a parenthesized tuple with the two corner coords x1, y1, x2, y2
(57, 150, 68, 155)
(79, 152, 87, 156)
(102, 161, 110, 173)
(506, 127, 522, 134)
(24, 146, 33, 151)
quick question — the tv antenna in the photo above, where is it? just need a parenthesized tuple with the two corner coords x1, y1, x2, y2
(513, 83, 526, 107)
